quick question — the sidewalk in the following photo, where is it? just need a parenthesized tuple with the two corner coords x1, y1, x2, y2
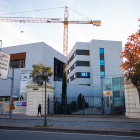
(0, 114, 140, 137)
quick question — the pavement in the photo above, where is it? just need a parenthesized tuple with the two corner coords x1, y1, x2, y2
(0, 114, 140, 137)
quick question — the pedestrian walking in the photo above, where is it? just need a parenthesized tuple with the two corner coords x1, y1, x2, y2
(37, 104, 42, 116)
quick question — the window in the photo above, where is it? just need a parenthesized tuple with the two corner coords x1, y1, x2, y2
(81, 72, 90, 77)
(100, 48, 105, 77)
(100, 60, 104, 65)
(74, 52, 76, 57)
(54, 58, 64, 81)
(74, 74, 76, 79)
(103, 78, 111, 91)
(69, 69, 71, 73)
(100, 48, 104, 54)
(81, 73, 86, 76)
(10, 59, 25, 68)
(79, 84, 90, 86)
(100, 71, 105, 77)
(76, 50, 89, 55)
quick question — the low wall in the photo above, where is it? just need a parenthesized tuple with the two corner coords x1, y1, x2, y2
(123, 80, 140, 118)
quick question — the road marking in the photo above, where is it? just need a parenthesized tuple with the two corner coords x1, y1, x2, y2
(0, 129, 139, 138)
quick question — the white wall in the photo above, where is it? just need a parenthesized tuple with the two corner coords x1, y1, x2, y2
(0, 42, 66, 97)
(54, 81, 97, 98)
(123, 80, 140, 118)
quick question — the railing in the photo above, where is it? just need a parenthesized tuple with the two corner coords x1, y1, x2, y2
(48, 96, 125, 115)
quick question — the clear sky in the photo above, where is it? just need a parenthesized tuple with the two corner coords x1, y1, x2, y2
(0, 0, 140, 54)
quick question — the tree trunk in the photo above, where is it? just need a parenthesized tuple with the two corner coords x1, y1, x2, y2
(44, 78, 47, 126)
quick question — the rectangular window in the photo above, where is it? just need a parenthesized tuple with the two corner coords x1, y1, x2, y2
(10, 59, 25, 68)
(100, 60, 104, 65)
(100, 71, 105, 77)
(81, 73, 86, 76)
(76, 50, 89, 55)
(81, 72, 90, 78)
(100, 48, 104, 54)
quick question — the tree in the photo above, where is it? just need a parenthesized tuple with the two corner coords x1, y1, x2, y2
(77, 93, 89, 109)
(120, 29, 140, 102)
(30, 62, 53, 126)
(62, 72, 67, 102)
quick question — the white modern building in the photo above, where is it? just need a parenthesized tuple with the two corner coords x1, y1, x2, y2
(0, 42, 66, 101)
(67, 39, 124, 96)
(0, 39, 124, 101)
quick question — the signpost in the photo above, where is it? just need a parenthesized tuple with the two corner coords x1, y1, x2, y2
(12, 88, 20, 98)
(0, 51, 10, 80)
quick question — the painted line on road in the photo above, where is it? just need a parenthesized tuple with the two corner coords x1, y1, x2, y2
(0, 129, 140, 138)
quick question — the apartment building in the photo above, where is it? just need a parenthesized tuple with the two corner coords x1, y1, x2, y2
(67, 39, 124, 95)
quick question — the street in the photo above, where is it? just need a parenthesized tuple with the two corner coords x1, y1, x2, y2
(0, 129, 139, 140)
(0, 118, 140, 129)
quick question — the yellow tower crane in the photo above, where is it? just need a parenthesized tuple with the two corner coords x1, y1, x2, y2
(0, 6, 101, 57)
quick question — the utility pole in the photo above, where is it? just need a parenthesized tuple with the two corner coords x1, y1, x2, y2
(8, 66, 15, 118)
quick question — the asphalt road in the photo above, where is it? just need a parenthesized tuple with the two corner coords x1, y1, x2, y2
(0, 129, 139, 140)
(0, 118, 140, 129)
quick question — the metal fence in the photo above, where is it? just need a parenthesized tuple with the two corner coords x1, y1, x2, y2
(48, 96, 125, 115)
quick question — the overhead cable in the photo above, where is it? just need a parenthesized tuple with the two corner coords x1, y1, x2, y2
(0, 7, 64, 16)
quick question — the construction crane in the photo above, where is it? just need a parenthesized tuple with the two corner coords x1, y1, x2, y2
(0, 6, 101, 57)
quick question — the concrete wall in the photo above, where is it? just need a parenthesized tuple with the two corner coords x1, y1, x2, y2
(0, 42, 66, 97)
(54, 81, 96, 98)
(26, 82, 55, 116)
(123, 80, 140, 118)
(90, 40, 123, 96)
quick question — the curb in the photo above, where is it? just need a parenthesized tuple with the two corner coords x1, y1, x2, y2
(0, 126, 140, 137)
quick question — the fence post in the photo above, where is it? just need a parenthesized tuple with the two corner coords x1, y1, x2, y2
(83, 96, 84, 115)
(113, 97, 115, 115)
(56, 97, 57, 114)
(64, 98, 67, 115)
(48, 95, 49, 115)
(123, 92, 125, 116)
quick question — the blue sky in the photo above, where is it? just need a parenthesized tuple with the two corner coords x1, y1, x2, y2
(0, 0, 140, 54)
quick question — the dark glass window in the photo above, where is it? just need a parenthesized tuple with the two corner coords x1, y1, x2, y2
(100, 65, 105, 71)
(76, 50, 89, 55)
(54, 58, 64, 81)
(100, 48, 104, 54)
(10, 59, 25, 68)
(77, 61, 90, 66)
(79, 84, 90, 86)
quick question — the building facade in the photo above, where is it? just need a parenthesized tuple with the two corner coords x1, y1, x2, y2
(67, 39, 124, 96)
(0, 42, 66, 101)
